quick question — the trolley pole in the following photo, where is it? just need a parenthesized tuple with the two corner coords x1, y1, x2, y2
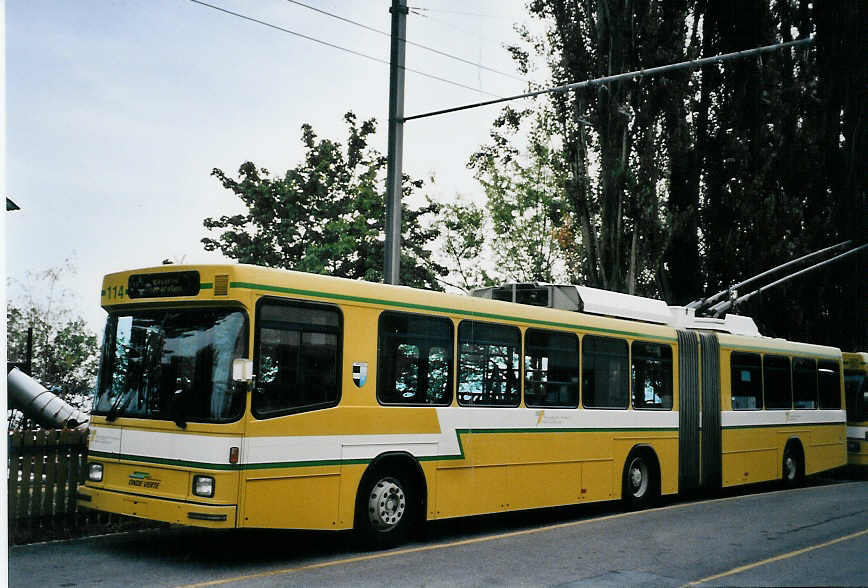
(384, 0, 407, 285)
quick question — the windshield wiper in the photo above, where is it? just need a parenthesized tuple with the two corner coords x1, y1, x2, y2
(171, 376, 189, 429)
(105, 391, 131, 422)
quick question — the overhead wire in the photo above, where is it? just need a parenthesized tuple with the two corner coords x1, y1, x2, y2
(409, 6, 513, 19)
(409, 8, 512, 51)
(284, 0, 528, 84)
(404, 36, 816, 121)
(187, 0, 501, 98)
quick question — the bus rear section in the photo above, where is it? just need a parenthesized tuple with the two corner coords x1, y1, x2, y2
(77, 280, 249, 528)
(844, 352, 868, 467)
(717, 335, 847, 487)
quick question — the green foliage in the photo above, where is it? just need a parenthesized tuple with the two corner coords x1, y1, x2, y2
(203, 112, 446, 290)
(470, 108, 568, 284)
(7, 263, 100, 415)
(433, 199, 496, 292)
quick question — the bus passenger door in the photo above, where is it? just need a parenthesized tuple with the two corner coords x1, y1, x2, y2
(677, 330, 722, 493)
(678, 330, 701, 491)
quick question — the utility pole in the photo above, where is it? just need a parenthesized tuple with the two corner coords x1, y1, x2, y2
(384, 0, 407, 285)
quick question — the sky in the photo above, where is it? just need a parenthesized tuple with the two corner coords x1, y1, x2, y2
(5, 0, 545, 337)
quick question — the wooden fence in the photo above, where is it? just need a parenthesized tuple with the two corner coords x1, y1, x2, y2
(7, 429, 156, 544)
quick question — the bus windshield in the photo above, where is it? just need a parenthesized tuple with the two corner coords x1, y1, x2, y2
(93, 308, 248, 423)
(845, 371, 867, 421)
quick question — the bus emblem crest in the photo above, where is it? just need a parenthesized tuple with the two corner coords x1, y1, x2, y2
(352, 362, 368, 387)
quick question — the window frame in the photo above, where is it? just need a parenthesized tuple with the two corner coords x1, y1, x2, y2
(630, 340, 674, 411)
(762, 354, 792, 410)
(792, 357, 818, 410)
(581, 334, 630, 410)
(456, 320, 522, 408)
(844, 370, 867, 421)
(817, 359, 842, 410)
(376, 310, 454, 407)
(252, 296, 343, 419)
(730, 351, 763, 411)
(523, 327, 580, 409)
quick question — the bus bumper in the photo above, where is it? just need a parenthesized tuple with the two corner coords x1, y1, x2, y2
(849, 439, 868, 467)
(76, 485, 237, 528)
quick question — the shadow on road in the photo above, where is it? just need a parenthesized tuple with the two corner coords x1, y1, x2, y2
(74, 469, 863, 572)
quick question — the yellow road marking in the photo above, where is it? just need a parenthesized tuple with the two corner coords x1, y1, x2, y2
(686, 527, 868, 586)
(176, 482, 864, 588)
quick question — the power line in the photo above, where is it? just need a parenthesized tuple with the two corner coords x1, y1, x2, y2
(187, 0, 501, 98)
(410, 8, 509, 49)
(409, 6, 512, 19)
(404, 36, 816, 122)
(285, 0, 528, 84)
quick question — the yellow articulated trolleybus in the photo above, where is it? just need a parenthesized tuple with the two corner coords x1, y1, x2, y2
(844, 352, 868, 467)
(77, 265, 847, 546)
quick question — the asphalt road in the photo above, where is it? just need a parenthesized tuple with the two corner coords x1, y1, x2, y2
(9, 476, 868, 587)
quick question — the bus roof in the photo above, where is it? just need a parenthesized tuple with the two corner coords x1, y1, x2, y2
(102, 263, 842, 355)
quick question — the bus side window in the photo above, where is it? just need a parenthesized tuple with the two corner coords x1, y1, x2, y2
(631, 341, 673, 410)
(253, 300, 341, 417)
(817, 360, 841, 409)
(763, 355, 792, 410)
(730, 352, 762, 410)
(793, 358, 817, 409)
(582, 335, 628, 409)
(457, 321, 521, 407)
(377, 311, 453, 406)
(524, 329, 579, 408)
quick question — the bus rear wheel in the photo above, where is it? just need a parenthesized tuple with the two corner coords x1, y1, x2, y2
(622, 450, 658, 510)
(782, 445, 804, 488)
(355, 468, 414, 548)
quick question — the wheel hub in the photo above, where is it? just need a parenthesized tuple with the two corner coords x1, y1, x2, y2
(785, 456, 796, 480)
(368, 478, 406, 531)
(629, 458, 649, 497)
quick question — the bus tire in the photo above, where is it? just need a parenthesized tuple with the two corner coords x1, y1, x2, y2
(355, 467, 415, 549)
(622, 449, 658, 510)
(782, 443, 804, 488)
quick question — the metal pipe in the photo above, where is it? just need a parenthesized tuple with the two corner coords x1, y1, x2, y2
(687, 239, 853, 311)
(710, 243, 868, 317)
(7, 367, 89, 430)
(403, 36, 815, 122)
(384, 0, 408, 285)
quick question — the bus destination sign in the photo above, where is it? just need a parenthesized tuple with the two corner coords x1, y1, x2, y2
(128, 271, 201, 299)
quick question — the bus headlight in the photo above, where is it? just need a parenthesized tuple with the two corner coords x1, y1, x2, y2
(193, 475, 215, 498)
(88, 463, 103, 482)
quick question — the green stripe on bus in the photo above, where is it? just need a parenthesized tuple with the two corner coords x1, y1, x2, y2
(228, 281, 677, 342)
(88, 450, 240, 471)
(720, 342, 840, 360)
(722, 421, 844, 430)
(89, 426, 679, 472)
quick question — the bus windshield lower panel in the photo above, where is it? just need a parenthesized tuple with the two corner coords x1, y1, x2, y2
(93, 308, 248, 423)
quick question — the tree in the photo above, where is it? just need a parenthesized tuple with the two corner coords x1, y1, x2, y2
(7, 263, 100, 420)
(203, 113, 447, 290)
(432, 198, 496, 293)
(475, 0, 865, 349)
(494, 0, 701, 299)
(694, 0, 866, 347)
(470, 106, 569, 284)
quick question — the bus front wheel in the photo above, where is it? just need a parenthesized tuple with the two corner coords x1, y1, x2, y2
(355, 468, 414, 548)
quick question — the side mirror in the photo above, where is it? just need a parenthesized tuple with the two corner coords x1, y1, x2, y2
(232, 358, 254, 382)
